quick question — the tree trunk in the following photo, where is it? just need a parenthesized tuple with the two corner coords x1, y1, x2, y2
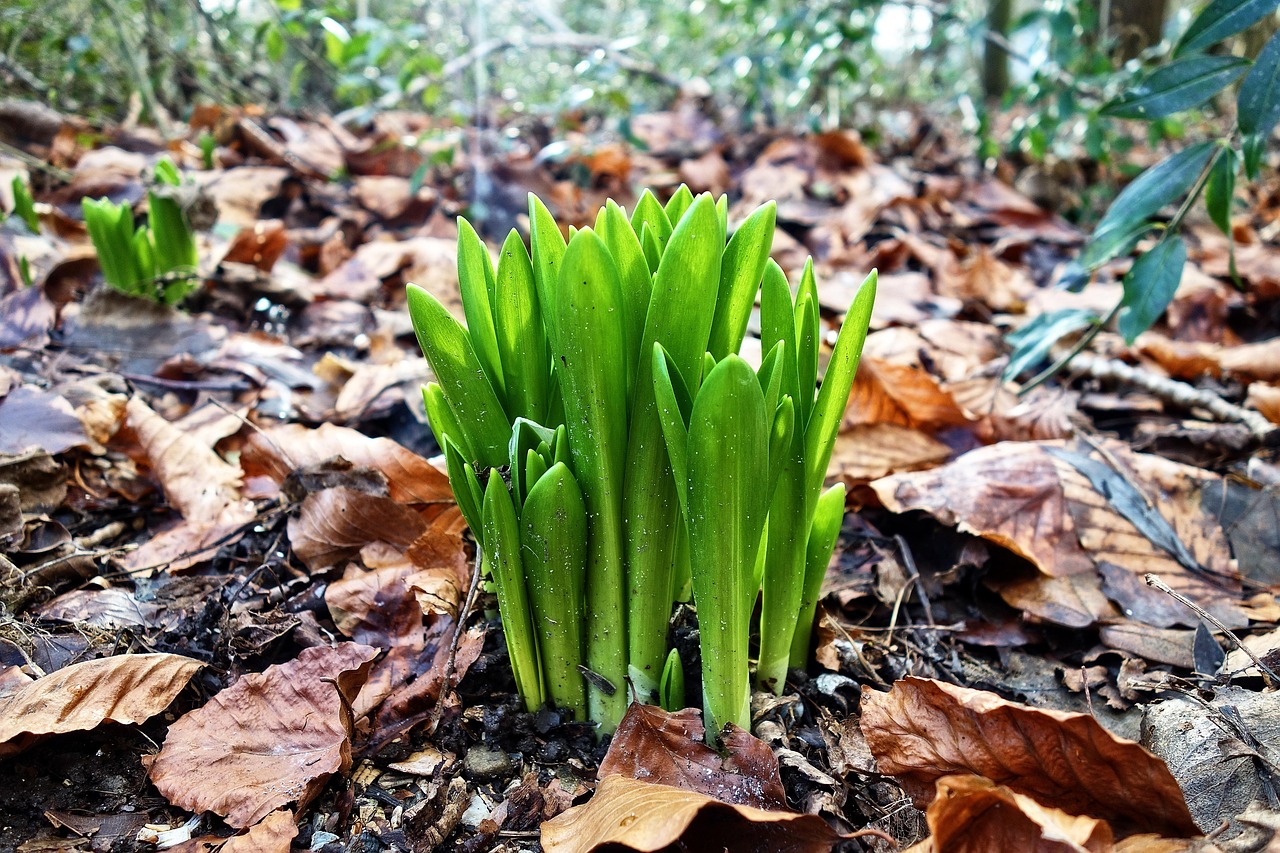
(983, 0, 1013, 100)
(1109, 0, 1168, 60)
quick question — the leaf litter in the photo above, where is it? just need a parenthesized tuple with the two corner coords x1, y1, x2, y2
(0, 100, 1277, 852)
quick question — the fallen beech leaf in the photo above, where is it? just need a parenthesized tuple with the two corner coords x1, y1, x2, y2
(598, 704, 786, 811)
(863, 320, 1002, 383)
(860, 677, 1200, 838)
(242, 423, 452, 505)
(150, 642, 377, 828)
(221, 220, 288, 272)
(830, 423, 950, 484)
(287, 486, 427, 571)
(169, 809, 297, 853)
(903, 774, 1115, 853)
(0, 653, 202, 758)
(871, 441, 1095, 578)
(126, 397, 249, 525)
(540, 775, 843, 853)
(845, 358, 971, 431)
(0, 386, 86, 455)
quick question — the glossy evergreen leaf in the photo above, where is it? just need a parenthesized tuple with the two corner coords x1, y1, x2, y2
(1103, 56, 1248, 119)
(1177, 0, 1280, 55)
(1119, 236, 1187, 344)
(1002, 309, 1100, 382)
(1204, 146, 1238, 235)
(1238, 29, 1280, 137)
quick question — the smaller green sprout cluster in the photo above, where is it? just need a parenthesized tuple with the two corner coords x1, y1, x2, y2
(408, 187, 875, 739)
(82, 159, 198, 305)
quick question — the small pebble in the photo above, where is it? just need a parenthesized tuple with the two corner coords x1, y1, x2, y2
(464, 745, 515, 781)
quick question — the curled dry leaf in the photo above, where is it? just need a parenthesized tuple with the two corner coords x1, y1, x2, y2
(540, 775, 844, 853)
(860, 677, 1200, 838)
(288, 486, 427, 571)
(0, 653, 202, 758)
(871, 441, 1095, 579)
(242, 422, 452, 505)
(903, 774, 1115, 853)
(845, 358, 971, 432)
(830, 423, 951, 485)
(169, 809, 297, 853)
(598, 703, 787, 811)
(150, 642, 378, 828)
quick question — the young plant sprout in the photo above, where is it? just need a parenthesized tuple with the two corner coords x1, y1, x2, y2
(407, 187, 875, 739)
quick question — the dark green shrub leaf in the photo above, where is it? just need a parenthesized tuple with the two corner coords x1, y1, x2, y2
(1119, 236, 1187, 344)
(1102, 56, 1248, 119)
(1080, 142, 1215, 273)
(1205, 146, 1238, 235)
(1003, 309, 1099, 381)
(1238, 29, 1280, 137)
(1177, 0, 1280, 56)
(1243, 133, 1266, 180)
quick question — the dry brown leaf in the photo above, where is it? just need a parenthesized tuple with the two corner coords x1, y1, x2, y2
(0, 653, 202, 758)
(221, 220, 288, 271)
(860, 677, 1200, 838)
(0, 386, 86, 455)
(169, 809, 297, 853)
(903, 774, 1115, 853)
(540, 775, 843, 853)
(242, 423, 452, 506)
(150, 642, 377, 828)
(862, 320, 1002, 383)
(946, 378, 1079, 443)
(991, 569, 1117, 628)
(126, 397, 249, 525)
(871, 441, 1095, 578)
(845, 358, 971, 431)
(830, 423, 951, 484)
(1246, 383, 1280, 426)
(597, 704, 787, 811)
(287, 486, 428, 571)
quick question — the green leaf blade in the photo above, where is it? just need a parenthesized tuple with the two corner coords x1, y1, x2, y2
(1177, 0, 1280, 55)
(1119, 236, 1188, 344)
(1239, 28, 1280, 138)
(1102, 56, 1249, 120)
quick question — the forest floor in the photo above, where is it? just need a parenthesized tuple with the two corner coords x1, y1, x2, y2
(0, 100, 1278, 853)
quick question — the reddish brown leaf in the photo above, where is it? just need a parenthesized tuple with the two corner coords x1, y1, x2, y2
(904, 775, 1115, 853)
(0, 653, 202, 758)
(150, 643, 378, 828)
(169, 809, 298, 853)
(830, 423, 951, 485)
(845, 357, 971, 431)
(242, 423, 452, 506)
(126, 396, 248, 525)
(598, 704, 787, 811)
(221, 220, 288, 271)
(287, 486, 427, 571)
(860, 677, 1200, 838)
(540, 775, 844, 853)
(871, 441, 1095, 578)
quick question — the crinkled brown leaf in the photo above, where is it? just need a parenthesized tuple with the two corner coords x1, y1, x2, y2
(871, 441, 1095, 578)
(540, 775, 843, 853)
(860, 677, 1200, 838)
(169, 809, 297, 853)
(287, 486, 427, 571)
(0, 653, 202, 758)
(242, 422, 451, 506)
(830, 423, 951, 485)
(598, 704, 787, 811)
(845, 358, 971, 432)
(150, 642, 377, 828)
(0, 385, 86, 455)
(126, 397, 249, 525)
(903, 774, 1115, 853)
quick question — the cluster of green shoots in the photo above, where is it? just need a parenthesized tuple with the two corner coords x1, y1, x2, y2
(82, 159, 198, 306)
(408, 188, 875, 739)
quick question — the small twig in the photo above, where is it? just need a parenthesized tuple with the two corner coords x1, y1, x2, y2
(1144, 574, 1278, 689)
(431, 543, 486, 731)
(1072, 353, 1276, 438)
(894, 534, 935, 627)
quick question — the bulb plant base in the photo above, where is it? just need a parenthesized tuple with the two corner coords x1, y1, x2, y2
(407, 188, 875, 741)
